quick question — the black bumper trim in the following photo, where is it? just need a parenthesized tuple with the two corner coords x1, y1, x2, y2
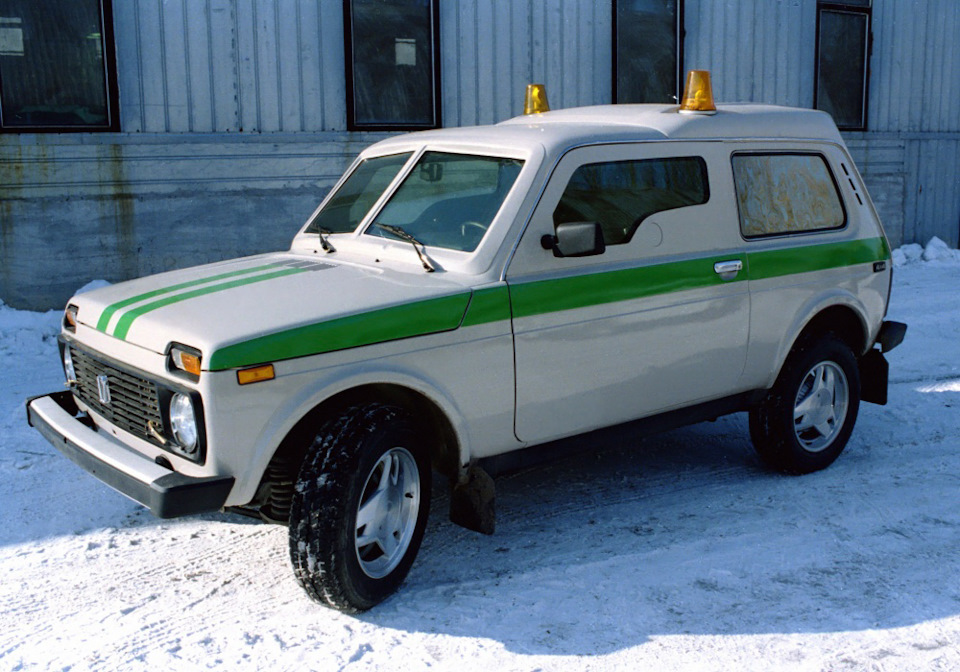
(878, 320, 907, 353)
(26, 391, 234, 519)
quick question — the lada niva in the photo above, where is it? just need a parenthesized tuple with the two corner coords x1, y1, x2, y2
(27, 74, 906, 611)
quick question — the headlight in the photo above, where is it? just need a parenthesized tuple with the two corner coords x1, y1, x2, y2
(63, 347, 76, 384)
(169, 392, 199, 454)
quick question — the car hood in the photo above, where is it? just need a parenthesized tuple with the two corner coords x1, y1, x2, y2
(72, 252, 473, 371)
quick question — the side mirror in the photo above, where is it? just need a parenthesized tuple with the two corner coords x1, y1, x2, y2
(419, 162, 443, 182)
(541, 221, 606, 258)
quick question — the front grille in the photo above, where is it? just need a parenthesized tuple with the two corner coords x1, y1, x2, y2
(69, 346, 165, 446)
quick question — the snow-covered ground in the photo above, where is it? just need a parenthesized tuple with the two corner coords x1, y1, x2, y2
(1, 242, 958, 672)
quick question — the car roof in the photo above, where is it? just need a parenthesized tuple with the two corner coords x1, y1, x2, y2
(368, 104, 845, 156)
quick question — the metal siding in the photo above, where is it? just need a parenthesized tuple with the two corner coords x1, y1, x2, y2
(137, 0, 168, 132)
(209, 0, 240, 132)
(161, 0, 190, 132)
(440, 0, 609, 127)
(112, 1, 143, 132)
(320, 2, 346, 131)
(870, 0, 960, 133)
(907, 139, 960, 247)
(685, 0, 814, 107)
(186, 2, 214, 133)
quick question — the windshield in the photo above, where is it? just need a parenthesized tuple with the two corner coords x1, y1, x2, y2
(305, 152, 412, 234)
(364, 152, 524, 252)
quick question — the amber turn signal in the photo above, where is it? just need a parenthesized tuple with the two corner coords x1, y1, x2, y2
(171, 348, 202, 376)
(679, 70, 717, 115)
(237, 364, 275, 386)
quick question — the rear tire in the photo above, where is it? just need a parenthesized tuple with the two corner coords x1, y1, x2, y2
(289, 404, 431, 612)
(749, 336, 860, 474)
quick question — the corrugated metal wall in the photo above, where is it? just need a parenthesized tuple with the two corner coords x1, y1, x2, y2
(113, 0, 613, 132)
(870, 0, 960, 132)
(441, 0, 611, 126)
(114, 0, 348, 132)
(685, 0, 816, 107)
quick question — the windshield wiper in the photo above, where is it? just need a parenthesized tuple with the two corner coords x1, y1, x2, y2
(374, 223, 435, 272)
(317, 226, 336, 253)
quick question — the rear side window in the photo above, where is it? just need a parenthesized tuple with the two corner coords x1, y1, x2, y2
(732, 153, 845, 238)
(553, 156, 709, 246)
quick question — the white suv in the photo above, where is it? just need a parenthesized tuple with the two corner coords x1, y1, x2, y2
(28, 88, 906, 612)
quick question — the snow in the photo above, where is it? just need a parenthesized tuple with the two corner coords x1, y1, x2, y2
(2, 245, 959, 672)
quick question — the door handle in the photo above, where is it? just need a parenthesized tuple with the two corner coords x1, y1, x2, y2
(714, 260, 743, 275)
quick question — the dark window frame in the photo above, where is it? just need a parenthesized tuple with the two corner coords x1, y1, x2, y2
(0, 0, 120, 133)
(343, 0, 442, 132)
(611, 0, 685, 104)
(814, 2, 872, 131)
(731, 151, 848, 241)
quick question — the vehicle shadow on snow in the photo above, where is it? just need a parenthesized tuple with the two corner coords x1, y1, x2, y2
(0, 443, 262, 548)
(357, 408, 960, 656)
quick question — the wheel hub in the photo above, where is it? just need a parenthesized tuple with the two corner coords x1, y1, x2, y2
(793, 361, 849, 453)
(354, 447, 420, 579)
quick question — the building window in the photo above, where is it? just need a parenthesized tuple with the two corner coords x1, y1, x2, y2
(344, 0, 441, 131)
(815, 1, 871, 131)
(0, 0, 118, 132)
(613, 0, 683, 104)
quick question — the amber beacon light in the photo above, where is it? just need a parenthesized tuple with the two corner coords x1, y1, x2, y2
(679, 70, 717, 115)
(524, 84, 551, 115)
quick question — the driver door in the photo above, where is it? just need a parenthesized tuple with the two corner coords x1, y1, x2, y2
(506, 142, 751, 443)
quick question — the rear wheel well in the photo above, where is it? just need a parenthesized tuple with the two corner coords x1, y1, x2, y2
(255, 384, 460, 523)
(794, 305, 867, 355)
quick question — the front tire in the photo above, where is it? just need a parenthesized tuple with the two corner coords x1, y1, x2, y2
(749, 336, 861, 474)
(289, 404, 431, 612)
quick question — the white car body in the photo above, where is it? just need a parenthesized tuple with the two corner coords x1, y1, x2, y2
(28, 101, 904, 608)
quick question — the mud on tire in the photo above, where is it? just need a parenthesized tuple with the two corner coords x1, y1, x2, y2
(749, 335, 861, 474)
(288, 403, 431, 612)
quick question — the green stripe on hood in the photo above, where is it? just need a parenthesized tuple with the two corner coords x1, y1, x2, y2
(96, 263, 282, 332)
(112, 268, 308, 340)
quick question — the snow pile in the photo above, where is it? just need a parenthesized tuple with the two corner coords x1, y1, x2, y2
(892, 235, 960, 267)
(75, 278, 112, 295)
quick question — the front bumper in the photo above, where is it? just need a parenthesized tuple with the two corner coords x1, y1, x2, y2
(26, 391, 234, 518)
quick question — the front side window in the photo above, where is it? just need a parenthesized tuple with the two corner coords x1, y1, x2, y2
(613, 0, 683, 103)
(365, 152, 524, 252)
(345, 0, 440, 130)
(307, 153, 413, 234)
(732, 154, 845, 238)
(554, 156, 709, 246)
(0, 0, 118, 131)
(814, 1, 871, 130)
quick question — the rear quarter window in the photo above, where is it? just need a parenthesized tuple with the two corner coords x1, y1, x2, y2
(731, 153, 845, 238)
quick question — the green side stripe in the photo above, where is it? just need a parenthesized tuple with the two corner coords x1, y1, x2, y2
(203, 236, 887, 371)
(510, 255, 740, 320)
(96, 263, 281, 332)
(461, 286, 512, 327)
(112, 268, 308, 340)
(207, 293, 471, 371)
(510, 237, 887, 320)
(747, 237, 890, 280)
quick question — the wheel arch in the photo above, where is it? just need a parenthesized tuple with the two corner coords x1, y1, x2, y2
(771, 298, 870, 386)
(254, 382, 462, 523)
